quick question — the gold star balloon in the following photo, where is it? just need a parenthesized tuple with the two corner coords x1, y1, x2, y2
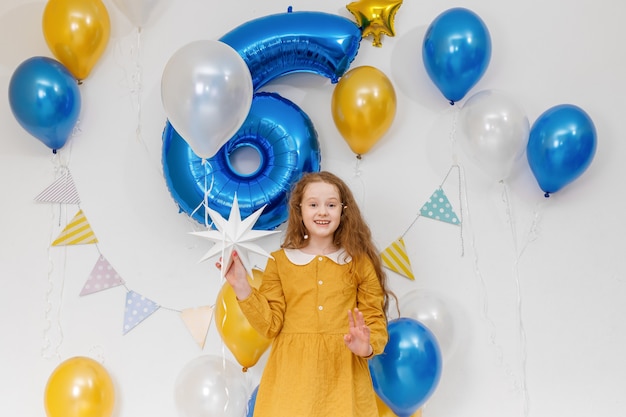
(346, 0, 403, 47)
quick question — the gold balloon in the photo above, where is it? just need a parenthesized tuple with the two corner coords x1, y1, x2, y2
(346, 0, 404, 47)
(215, 269, 272, 371)
(44, 356, 115, 417)
(42, 0, 111, 81)
(331, 65, 397, 156)
(375, 394, 422, 417)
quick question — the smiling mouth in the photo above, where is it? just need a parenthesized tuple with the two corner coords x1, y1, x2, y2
(314, 220, 330, 225)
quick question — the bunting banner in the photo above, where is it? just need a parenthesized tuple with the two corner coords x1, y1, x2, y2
(80, 255, 125, 296)
(420, 187, 461, 226)
(381, 237, 415, 280)
(180, 306, 214, 349)
(123, 291, 160, 335)
(34, 171, 81, 204)
(51, 209, 98, 246)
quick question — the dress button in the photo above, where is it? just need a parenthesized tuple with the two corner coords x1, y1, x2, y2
(318, 280, 323, 285)
(318, 256, 323, 261)
(318, 305, 323, 310)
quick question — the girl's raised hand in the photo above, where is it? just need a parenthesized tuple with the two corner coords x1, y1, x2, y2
(343, 308, 373, 358)
(216, 251, 252, 300)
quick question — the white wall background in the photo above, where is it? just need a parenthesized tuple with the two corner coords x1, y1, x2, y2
(1, 0, 624, 416)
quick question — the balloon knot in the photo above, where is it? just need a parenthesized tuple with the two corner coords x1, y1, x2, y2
(544, 192, 550, 198)
(449, 100, 455, 106)
(242, 367, 248, 372)
(287, 6, 293, 13)
(356, 154, 362, 160)
(52, 149, 57, 154)
(77, 79, 83, 85)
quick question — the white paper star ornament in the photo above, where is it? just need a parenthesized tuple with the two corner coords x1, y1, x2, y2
(190, 195, 279, 276)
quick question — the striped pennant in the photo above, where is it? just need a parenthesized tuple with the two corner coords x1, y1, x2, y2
(51, 209, 98, 246)
(380, 237, 414, 280)
(34, 171, 81, 204)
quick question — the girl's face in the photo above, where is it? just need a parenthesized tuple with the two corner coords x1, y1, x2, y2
(300, 181, 343, 241)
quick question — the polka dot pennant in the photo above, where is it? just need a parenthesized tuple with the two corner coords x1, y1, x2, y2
(420, 188, 461, 226)
(123, 291, 160, 335)
(80, 255, 124, 296)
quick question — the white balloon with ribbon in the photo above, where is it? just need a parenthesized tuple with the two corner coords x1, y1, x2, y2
(458, 89, 530, 181)
(161, 40, 253, 159)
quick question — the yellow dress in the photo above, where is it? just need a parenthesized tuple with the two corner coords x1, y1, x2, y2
(239, 248, 388, 417)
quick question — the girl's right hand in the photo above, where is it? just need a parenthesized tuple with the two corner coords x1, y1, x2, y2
(216, 251, 252, 300)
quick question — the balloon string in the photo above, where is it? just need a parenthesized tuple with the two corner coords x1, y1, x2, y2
(462, 173, 509, 379)
(503, 185, 546, 417)
(42, 203, 68, 362)
(133, 27, 143, 141)
(500, 181, 530, 416)
(189, 159, 215, 228)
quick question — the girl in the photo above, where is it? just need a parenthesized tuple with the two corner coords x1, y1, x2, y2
(218, 171, 394, 416)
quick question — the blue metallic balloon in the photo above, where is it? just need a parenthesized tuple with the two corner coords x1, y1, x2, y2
(246, 385, 258, 417)
(527, 104, 597, 197)
(8, 56, 81, 152)
(369, 318, 442, 417)
(162, 92, 321, 230)
(422, 8, 492, 104)
(220, 10, 362, 89)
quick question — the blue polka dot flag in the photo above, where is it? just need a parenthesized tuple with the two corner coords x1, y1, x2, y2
(420, 188, 461, 226)
(123, 290, 160, 335)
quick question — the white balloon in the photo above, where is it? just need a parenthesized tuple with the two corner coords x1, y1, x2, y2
(161, 40, 253, 159)
(458, 89, 530, 181)
(399, 289, 457, 359)
(112, 0, 171, 28)
(174, 355, 248, 417)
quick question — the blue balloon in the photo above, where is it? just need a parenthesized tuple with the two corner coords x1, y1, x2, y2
(422, 8, 492, 104)
(369, 318, 442, 417)
(220, 9, 362, 89)
(162, 92, 321, 230)
(8, 56, 81, 152)
(527, 104, 597, 196)
(246, 385, 259, 417)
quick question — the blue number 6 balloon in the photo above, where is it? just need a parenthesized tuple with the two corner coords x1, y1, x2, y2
(9, 56, 81, 153)
(527, 104, 597, 197)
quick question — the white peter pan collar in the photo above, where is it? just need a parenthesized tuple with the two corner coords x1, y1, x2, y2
(283, 248, 351, 265)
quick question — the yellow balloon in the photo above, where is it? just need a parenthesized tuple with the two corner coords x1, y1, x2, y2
(375, 394, 422, 417)
(215, 269, 272, 371)
(331, 65, 397, 156)
(42, 0, 111, 81)
(44, 356, 115, 417)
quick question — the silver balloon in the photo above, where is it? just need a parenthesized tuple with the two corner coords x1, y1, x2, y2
(161, 40, 253, 159)
(174, 355, 248, 417)
(458, 89, 530, 181)
(399, 289, 457, 359)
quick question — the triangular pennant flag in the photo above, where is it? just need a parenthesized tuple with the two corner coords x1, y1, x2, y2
(34, 171, 81, 204)
(51, 209, 98, 246)
(80, 255, 125, 296)
(420, 188, 461, 226)
(381, 237, 415, 280)
(123, 290, 160, 335)
(180, 306, 213, 349)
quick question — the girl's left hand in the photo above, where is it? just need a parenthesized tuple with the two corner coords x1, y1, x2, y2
(343, 308, 373, 358)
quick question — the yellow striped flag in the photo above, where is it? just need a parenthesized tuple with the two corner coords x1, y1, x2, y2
(380, 237, 414, 280)
(52, 209, 98, 246)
